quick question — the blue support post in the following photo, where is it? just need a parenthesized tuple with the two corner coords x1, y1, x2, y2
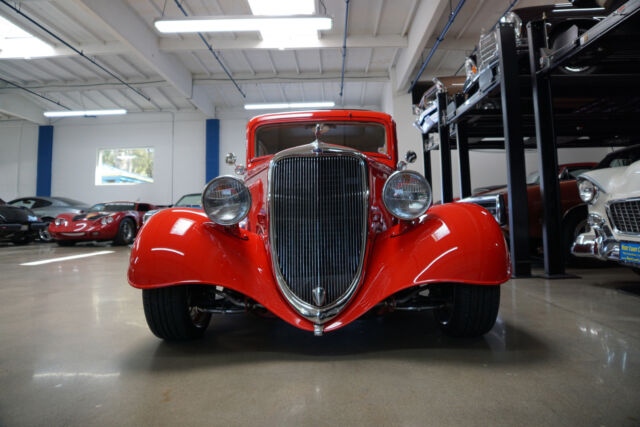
(36, 125, 53, 197)
(205, 119, 220, 183)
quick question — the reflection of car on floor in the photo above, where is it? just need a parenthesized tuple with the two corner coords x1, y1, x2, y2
(572, 146, 640, 274)
(129, 110, 511, 341)
(460, 162, 597, 261)
(8, 196, 89, 242)
(49, 202, 154, 246)
(142, 193, 202, 224)
(0, 199, 48, 245)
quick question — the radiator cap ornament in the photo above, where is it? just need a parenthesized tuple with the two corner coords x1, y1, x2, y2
(312, 286, 326, 306)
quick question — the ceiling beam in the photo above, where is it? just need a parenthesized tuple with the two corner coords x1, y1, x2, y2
(0, 93, 47, 125)
(75, 0, 215, 116)
(394, 0, 449, 92)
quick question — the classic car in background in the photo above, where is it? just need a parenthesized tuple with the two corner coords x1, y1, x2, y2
(0, 201, 48, 245)
(142, 192, 202, 224)
(8, 196, 89, 242)
(128, 110, 510, 341)
(572, 148, 640, 274)
(413, 76, 465, 135)
(49, 201, 154, 246)
(460, 162, 597, 262)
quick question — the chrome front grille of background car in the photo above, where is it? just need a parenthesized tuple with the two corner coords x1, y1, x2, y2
(608, 199, 640, 234)
(270, 155, 368, 309)
(478, 31, 499, 70)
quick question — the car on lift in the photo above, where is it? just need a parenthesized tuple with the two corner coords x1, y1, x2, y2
(572, 145, 640, 273)
(128, 110, 511, 341)
(142, 192, 202, 224)
(8, 196, 89, 242)
(413, 76, 466, 135)
(49, 201, 154, 246)
(0, 198, 48, 245)
(460, 162, 597, 262)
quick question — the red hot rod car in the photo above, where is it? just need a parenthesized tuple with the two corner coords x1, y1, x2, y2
(50, 201, 154, 246)
(129, 110, 510, 340)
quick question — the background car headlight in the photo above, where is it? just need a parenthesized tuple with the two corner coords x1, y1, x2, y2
(383, 171, 432, 220)
(578, 178, 598, 203)
(464, 57, 477, 81)
(202, 176, 251, 225)
(100, 216, 114, 225)
(54, 218, 67, 226)
(500, 12, 523, 38)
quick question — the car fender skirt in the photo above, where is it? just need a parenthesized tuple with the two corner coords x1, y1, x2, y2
(128, 205, 510, 332)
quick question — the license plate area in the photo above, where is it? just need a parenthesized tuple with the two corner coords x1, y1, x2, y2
(620, 242, 640, 265)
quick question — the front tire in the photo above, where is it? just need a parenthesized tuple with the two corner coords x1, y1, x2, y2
(435, 284, 500, 337)
(142, 286, 211, 341)
(113, 218, 136, 245)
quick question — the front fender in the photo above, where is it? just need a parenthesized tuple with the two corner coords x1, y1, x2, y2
(128, 204, 510, 332)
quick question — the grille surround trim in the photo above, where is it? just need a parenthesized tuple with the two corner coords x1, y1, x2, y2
(267, 141, 370, 325)
(606, 197, 640, 236)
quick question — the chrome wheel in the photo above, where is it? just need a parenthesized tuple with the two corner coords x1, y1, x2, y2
(39, 228, 53, 242)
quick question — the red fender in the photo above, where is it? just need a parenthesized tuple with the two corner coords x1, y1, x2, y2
(128, 204, 510, 332)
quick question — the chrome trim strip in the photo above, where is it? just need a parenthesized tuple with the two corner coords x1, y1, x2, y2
(267, 141, 370, 325)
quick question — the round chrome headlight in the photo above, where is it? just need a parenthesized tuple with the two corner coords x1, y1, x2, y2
(54, 218, 67, 226)
(578, 178, 598, 204)
(202, 176, 251, 225)
(500, 12, 523, 38)
(100, 216, 114, 225)
(464, 57, 477, 81)
(382, 171, 432, 220)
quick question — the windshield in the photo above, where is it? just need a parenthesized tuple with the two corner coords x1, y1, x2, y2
(597, 146, 640, 169)
(175, 194, 202, 208)
(88, 203, 134, 212)
(526, 171, 539, 185)
(255, 122, 387, 157)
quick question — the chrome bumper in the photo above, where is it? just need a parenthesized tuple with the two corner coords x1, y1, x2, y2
(571, 214, 620, 261)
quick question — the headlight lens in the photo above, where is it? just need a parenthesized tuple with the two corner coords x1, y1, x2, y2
(202, 176, 251, 225)
(500, 12, 523, 38)
(54, 218, 67, 226)
(464, 57, 477, 81)
(100, 216, 114, 225)
(578, 178, 598, 203)
(383, 171, 432, 220)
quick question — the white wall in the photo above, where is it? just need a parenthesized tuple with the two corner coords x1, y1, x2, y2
(219, 118, 248, 176)
(51, 112, 205, 206)
(0, 120, 38, 201)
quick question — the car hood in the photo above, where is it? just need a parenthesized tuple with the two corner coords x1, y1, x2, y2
(58, 211, 116, 222)
(0, 206, 39, 223)
(581, 160, 640, 200)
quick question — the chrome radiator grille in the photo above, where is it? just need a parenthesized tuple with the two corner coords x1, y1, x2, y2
(609, 199, 640, 234)
(270, 155, 368, 308)
(478, 31, 499, 70)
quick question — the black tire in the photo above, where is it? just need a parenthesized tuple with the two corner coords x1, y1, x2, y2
(632, 268, 640, 276)
(113, 218, 136, 246)
(56, 240, 76, 247)
(142, 286, 211, 341)
(11, 234, 31, 245)
(435, 284, 500, 337)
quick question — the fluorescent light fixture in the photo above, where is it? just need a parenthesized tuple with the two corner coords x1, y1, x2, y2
(552, 7, 604, 13)
(44, 109, 127, 118)
(155, 15, 331, 33)
(245, 102, 335, 110)
(0, 15, 55, 59)
(247, 0, 315, 15)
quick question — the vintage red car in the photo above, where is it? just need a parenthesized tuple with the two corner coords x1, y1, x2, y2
(50, 201, 154, 246)
(128, 110, 510, 340)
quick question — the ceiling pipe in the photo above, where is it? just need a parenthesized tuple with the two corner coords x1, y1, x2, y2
(173, 0, 246, 98)
(408, 0, 467, 94)
(339, 0, 351, 99)
(0, 77, 71, 110)
(0, 0, 151, 102)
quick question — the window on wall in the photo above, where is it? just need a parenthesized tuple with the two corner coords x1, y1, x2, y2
(95, 148, 154, 185)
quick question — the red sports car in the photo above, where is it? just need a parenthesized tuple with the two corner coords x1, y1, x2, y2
(129, 110, 510, 341)
(50, 201, 154, 246)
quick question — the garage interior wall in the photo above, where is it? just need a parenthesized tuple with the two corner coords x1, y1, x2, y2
(0, 120, 38, 201)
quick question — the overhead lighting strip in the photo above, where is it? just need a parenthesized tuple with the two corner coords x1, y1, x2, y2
(154, 15, 332, 33)
(44, 109, 127, 118)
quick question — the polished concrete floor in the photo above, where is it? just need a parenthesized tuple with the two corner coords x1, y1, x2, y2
(1, 243, 639, 426)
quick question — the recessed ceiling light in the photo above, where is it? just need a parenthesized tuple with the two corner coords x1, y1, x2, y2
(154, 16, 331, 34)
(0, 16, 55, 59)
(244, 102, 335, 110)
(44, 109, 127, 118)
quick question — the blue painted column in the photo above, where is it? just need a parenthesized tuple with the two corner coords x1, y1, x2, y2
(205, 119, 220, 183)
(36, 125, 53, 197)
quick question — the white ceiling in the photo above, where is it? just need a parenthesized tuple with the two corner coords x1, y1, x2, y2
(0, 0, 560, 121)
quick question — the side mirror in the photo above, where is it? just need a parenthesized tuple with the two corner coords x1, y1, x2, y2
(225, 152, 237, 165)
(405, 151, 417, 164)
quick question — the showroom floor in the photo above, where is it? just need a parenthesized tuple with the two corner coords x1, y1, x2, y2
(1, 244, 639, 426)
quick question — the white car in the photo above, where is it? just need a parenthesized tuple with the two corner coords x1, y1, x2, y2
(572, 153, 640, 274)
